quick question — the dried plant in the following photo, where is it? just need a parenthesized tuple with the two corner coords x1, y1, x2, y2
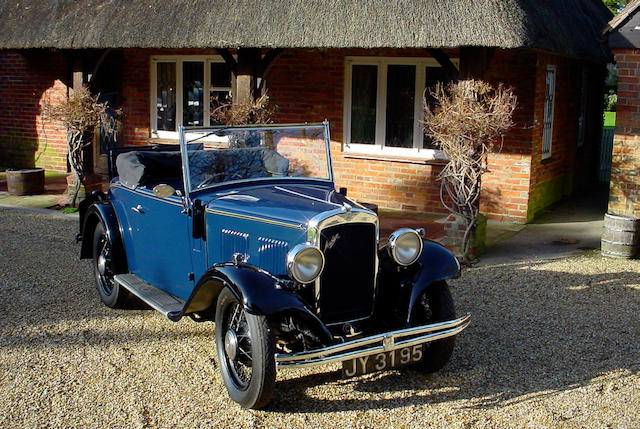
(211, 93, 278, 125)
(424, 79, 516, 261)
(42, 86, 119, 206)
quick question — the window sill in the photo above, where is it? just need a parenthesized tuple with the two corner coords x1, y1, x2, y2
(342, 152, 447, 165)
(541, 156, 554, 165)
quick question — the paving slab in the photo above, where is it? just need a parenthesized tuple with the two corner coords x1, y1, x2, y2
(0, 170, 69, 211)
(477, 187, 609, 266)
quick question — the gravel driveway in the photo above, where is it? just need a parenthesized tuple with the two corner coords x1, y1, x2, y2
(1, 208, 639, 428)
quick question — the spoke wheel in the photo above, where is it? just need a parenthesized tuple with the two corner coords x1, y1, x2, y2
(215, 288, 275, 409)
(410, 280, 456, 373)
(92, 222, 128, 308)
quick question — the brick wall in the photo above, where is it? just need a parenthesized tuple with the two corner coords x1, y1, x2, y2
(269, 49, 589, 222)
(0, 47, 587, 221)
(115, 47, 586, 221)
(0, 50, 68, 171)
(122, 47, 447, 215)
(268, 48, 448, 214)
(609, 49, 640, 218)
(481, 49, 537, 222)
(527, 53, 584, 221)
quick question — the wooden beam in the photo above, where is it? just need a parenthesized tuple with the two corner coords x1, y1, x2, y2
(216, 48, 237, 73)
(425, 48, 459, 81)
(72, 56, 83, 90)
(257, 48, 283, 94)
(257, 48, 283, 78)
(235, 48, 261, 105)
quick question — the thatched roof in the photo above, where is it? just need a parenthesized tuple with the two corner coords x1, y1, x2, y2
(0, 0, 612, 61)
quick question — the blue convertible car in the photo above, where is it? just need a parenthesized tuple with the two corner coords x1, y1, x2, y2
(78, 122, 470, 408)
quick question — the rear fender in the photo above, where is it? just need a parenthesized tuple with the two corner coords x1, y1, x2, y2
(78, 190, 106, 240)
(186, 264, 333, 343)
(79, 201, 128, 274)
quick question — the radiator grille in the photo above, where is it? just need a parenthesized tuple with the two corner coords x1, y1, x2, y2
(318, 222, 377, 324)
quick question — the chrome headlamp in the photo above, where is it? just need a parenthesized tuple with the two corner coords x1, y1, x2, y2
(388, 228, 423, 266)
(286, 244, 325, 284)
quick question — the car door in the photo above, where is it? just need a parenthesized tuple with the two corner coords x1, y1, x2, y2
(122, 189, 195, 300)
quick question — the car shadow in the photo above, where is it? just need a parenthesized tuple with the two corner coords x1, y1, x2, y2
(264, 257, 640, 413)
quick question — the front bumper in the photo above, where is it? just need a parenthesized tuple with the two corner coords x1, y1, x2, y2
(276, 313, 471, 368)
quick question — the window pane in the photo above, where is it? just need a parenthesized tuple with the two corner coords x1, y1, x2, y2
(385, 65, 415, 148)
(211, 62, 232, 88)
(183, 61, 204, 126)
(156, 62, 176, 131)
(542, 68, 555, 156)
(350, 65, 377, 144)
(424, 66, 447, 149)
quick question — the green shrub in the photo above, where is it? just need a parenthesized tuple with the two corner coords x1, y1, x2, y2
(604, 90, 617, 112)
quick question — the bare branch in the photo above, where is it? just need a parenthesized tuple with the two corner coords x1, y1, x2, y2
(42, 86, 120, 206)
(211, 92, 278, 125)
(424, 79, 516, 261)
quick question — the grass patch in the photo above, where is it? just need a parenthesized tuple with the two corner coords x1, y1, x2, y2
(604, 111, 616, 128)
(61, 207, 79, 214)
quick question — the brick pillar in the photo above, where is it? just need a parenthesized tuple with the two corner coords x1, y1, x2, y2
(608, 49, 640, 219)
(443, 213, 487, 259)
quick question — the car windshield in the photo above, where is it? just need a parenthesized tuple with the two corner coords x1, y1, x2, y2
(180, 123, 332, 193)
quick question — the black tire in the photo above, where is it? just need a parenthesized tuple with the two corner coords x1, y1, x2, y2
(92, 222, 129, 308)
(215, 288, 276, 409)
(410, 280, 456, 373)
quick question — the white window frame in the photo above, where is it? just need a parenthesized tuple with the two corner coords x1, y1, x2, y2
(150, 55, 234, 140)
(343, 56, 457, 160)
(541, 65, 556, 160)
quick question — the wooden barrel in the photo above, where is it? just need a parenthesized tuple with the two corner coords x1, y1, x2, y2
(6, 168, 45, 195)
(601, 213, 640, 259)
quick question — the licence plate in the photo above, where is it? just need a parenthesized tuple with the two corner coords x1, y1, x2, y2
(342, 344, 425, 377)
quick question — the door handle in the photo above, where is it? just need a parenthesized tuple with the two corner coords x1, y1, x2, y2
(131, 205, 144, 214)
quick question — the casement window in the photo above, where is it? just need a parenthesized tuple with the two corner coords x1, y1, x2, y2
(150, 56, 233, 139)
(542, 65, 556, 159)
(343, 57, 454, 159)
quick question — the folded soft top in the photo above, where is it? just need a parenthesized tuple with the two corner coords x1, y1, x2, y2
(115, 147, 289, 189)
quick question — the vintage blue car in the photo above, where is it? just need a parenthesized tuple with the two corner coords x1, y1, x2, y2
(78, 121, 470, 409)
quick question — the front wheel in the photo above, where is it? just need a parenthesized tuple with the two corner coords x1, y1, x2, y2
(215, 288, 276, 409)
(410, 280, 456, 373)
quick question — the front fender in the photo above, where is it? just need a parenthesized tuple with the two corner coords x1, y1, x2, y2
(79, 201, 128, 274)
(378, 239, 460, 324)
(406, 240, 460, 322)
(186, 264, 333, 343)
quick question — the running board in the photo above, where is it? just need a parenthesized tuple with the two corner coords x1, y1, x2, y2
(114, 274, 185, 321)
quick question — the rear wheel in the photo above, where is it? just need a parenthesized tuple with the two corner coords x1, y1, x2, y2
(92, 222, 129, 308)
(215, 288, 276, 409)
(410, 281, 456, 372)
